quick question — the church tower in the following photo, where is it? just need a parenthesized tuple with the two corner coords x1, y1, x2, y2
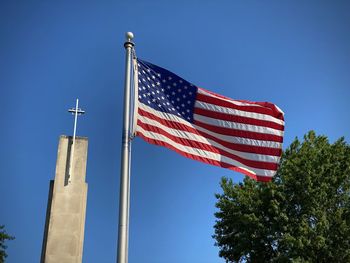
(41, 100, 88, 263)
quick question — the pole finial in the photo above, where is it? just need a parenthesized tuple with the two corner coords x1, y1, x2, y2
(125, 32, 134, 41)
(124, 32, 134, 49)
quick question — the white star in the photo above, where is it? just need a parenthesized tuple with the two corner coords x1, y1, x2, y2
(189, 92, 193, 95)
(183, 94, 186, 98)
(178, 89, 182, 93)
(173, 82, 177, 86)
(184, 86, 187, 89)
(187, 100, 191, 104)
(168, 76, 172, 80)
(181, 103, 185, 107)
(176, 98, 180, 101)
(179, 79, 183, 83)
(162, 79, 166, 83)
(152, 75, 155, 79)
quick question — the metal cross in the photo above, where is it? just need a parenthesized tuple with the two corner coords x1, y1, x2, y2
(67, 98, 85, 183)
(68, 98, 85, 144)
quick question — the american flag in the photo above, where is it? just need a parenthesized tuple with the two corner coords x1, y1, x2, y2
(135, 59, 284, 182)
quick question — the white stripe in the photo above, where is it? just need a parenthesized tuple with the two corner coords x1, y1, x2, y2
(198, 88, 267, 108)
(193, 124, 282, 148)
(194, 114, 284, 137)
(138, 114, 280, 163)
(138, 103, 283, 148)
(198, 88, 284, 118)
(195, 100, 285, 126)
(275, 104, 284, 115)
(137, 125, 276, 177)
(138, 103, 196, 127)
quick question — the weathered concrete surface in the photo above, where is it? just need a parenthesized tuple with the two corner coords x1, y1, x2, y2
(41, 135, 88, 263)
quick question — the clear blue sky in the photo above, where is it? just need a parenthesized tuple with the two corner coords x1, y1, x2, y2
(1, 1, 350, 262)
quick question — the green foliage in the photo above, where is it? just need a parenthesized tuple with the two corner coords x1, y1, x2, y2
(0, 225, 14, 263)
(213, 131, 350, 262)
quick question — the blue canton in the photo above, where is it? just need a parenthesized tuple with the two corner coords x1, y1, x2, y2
(137, 59, 198, 123)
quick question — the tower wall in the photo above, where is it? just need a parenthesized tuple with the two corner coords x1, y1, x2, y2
(41, 135, 88, 263)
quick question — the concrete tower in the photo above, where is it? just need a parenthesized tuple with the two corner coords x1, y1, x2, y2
(41, 100, 88, 263)
(41, 135, 88, 263)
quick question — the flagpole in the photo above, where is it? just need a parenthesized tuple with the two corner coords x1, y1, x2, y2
(117, 31, 134, 263)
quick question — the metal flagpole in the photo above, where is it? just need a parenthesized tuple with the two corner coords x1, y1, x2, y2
(117, 32, 134, 263)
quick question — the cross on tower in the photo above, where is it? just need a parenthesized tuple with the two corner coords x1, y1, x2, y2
(67, 98, 85, 183)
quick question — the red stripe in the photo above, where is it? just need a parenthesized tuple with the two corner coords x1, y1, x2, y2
(138, 120, 278, 170)
(136, 131, 273, 182)
(138, 108, 282, 156)
(194, 120, 284, 143)
(198, 129, 282, 156)
(194, 107, 284, 131)
(196, 91, 284, 121)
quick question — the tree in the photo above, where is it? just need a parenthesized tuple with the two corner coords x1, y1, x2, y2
(213, 131, 350, 262)
(0, 225, 14, 263)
